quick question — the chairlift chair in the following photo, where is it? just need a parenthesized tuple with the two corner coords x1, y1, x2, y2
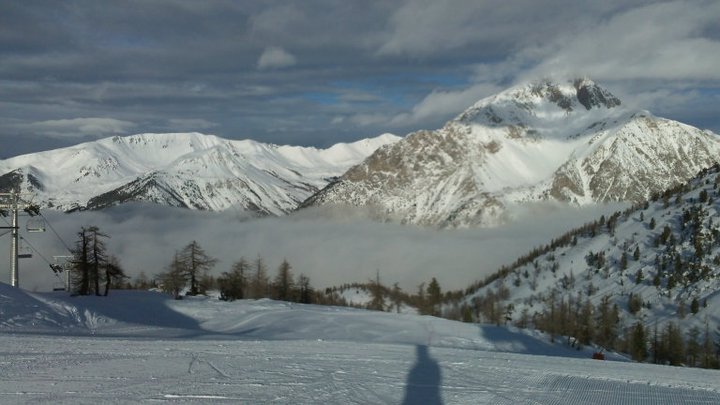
(26, 218, 46, 233)
(18, 245, 32, 259)
(49, 266, 66, 291)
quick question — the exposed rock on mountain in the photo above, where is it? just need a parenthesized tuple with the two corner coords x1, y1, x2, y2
(304, 79, 720, 227)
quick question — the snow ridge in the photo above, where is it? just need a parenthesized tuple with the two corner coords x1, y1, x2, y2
(0, 132, 400, 214)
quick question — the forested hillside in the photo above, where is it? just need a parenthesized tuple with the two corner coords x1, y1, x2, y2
(443, 164, 720, 368)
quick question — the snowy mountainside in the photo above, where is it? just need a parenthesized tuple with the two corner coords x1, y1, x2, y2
(0, 132, 400, 214)
(304, 78, 720, 227)
(457, 165, 720, 358)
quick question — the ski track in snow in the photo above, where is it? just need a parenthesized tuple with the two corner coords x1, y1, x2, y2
(0, 287, 719, 404)
(0, 336, 718, 404)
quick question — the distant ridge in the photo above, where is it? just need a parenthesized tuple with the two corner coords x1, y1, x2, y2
(0, 132, 400, 214)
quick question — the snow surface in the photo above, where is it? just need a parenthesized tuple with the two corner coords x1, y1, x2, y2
(1, 283, 718, 404)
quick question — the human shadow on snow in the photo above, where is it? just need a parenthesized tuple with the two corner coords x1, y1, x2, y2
(402, 344, 443, 405)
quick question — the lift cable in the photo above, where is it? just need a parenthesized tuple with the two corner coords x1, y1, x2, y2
(38, 212, 73, 253)
(0, 216, 12, 237)
(19, 235, 53, 267)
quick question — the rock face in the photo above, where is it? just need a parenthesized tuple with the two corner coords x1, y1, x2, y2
(0, 132, 400, 214)
(303, 79, 720, 227)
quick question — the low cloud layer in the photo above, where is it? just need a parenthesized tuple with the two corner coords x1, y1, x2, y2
(2, 203, 624, 294)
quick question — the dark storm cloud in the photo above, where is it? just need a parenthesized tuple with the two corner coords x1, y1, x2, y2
(1, 0, 719, 158)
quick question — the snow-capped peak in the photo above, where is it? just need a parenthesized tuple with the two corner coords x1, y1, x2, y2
(305, 78, 720, 228)
(454, 78, 623, 132)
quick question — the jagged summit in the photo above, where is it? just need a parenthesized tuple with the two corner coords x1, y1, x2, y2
(453, 78, 625, 141)
(304, 78, 720, 227)
(0, 132, 400, 213)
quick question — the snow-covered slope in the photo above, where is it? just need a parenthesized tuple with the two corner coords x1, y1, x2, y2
(304, 79, 720, 227)
(458, 164, 720, 360)
(0, 132, 400, 214)
(1, 284, 719, 403)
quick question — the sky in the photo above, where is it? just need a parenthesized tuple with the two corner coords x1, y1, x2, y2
(1, 0, 720, 158)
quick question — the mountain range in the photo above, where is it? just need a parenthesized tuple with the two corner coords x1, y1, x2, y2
(0, 132, 399, 214)
(304, 78, 720, 227)
(2, 78, 719, 229)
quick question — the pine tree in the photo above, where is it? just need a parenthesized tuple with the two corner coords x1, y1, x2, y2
(629, 321, 647, 362)
(391, 282, 403, 313)
(633, 246, 640, 261)
(273, 259, 294, 301)
(158, 253, 188, 299)
(701, 322, 718, 368)
(70, 226, 113, 296)
(634, 268, 643, 284)
(596, 296, 619, 350)
(426, 278, 442, 316)
(218, 257, 249, 301)
(297, 274, 313, 304)
(652, 271, 661, 288)
(178, 241, 218, 296)
(686, 326, 702, 367)
(250, 256, 270, 299)
(664, 322, 685, 366)
(368, 269, 385, 311)
(89, 226, 109, 296)
(70, 227, 91, 295)
(690, 297, 700, 315)
(577, 297, 595, 345)
(103, 255, 127, 296)
(628, 293, 642, 314)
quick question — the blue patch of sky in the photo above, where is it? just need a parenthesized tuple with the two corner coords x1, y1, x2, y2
(301, 92, 339, 105)
(327, 72, 472, 108)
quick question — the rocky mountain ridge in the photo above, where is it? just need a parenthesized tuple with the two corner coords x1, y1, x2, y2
(304, 79, 720, 227)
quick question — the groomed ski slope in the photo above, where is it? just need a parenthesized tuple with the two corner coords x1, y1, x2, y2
(0, 285, 718, 404)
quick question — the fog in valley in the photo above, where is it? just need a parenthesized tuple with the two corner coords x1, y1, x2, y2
(2, 202, 625, 293)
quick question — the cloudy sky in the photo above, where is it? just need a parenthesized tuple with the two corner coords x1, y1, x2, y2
(2, 0, 719, 158)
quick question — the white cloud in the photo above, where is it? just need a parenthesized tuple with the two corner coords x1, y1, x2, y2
(378, 0, 491, 56)
(257, 46, 297, 70)
(390, 82, 502, 127)
(524, 1, 720, 82)
(376, 1, 628, 57)
(28, 117, 136, 138)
